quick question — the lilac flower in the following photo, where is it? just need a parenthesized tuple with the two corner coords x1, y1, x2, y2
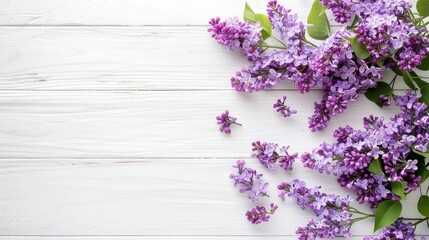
(355, 12, 428, 70)
(364, 218, 416, 240)
(267, 0, 306, 45)
(252, 140, 298, 171)
(273, 96, 297, 117)
(379, 94, 391, 106)
(278, 179, 352, 238)
(245, 203, 278, 224)
(208, 17, 263, 61)
(216, 110, 242, 134)
(308, 29, 383, 131)
(229, 160, 269, 202)
(320, 0, 353, 24)
(302, 92, 428, 207)
(230, 47, 316, 93)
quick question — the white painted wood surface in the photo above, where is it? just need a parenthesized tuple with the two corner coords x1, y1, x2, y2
(0, 0, 427, 239)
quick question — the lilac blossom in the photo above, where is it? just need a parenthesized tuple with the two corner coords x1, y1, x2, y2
(208, 17, 263, 61)
(273, 96, 297, 117)
(364, 218, 416, 240)
(251, 140, 298, 171)
(320, 0, 353, 24)
(267, 0, 306, 45)
(355, 15, 428, 70)
(302, 92, 428, 207)
(308, 29, 383, 131)
(229, 160, 269, 202)
(216, 110, 242, 134)
(245, 203, 278, 224)
(230, 47, 316, 93)
(278, 179, 353, 238)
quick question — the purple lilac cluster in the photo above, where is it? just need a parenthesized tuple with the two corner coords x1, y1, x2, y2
(230, 0, 316, 93)
(208, 17, 263, 61)
(229, 160, 269, 202)
(278, 179, 353, 239)
(273, 96, 297, 117)
(214, 0, 386, 131)
(216, 110, 242, 134)
(302, 92, 428, 207)
(320, 0, 429, 71)
(266, 0, 305, 45)
(245, 203, 278, 224)
(364, 218, 416, 240)
(251, 140, 298, 171)
(320, 0, 353, 24)
(308, 29, 384, 131)
(355, 15, 428, 71)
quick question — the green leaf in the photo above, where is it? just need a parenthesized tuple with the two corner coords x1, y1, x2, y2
(319, 4, 328, 16)
(307, 0, 330, 40)
(368, 158, 383, 175)
(411, 72, 429, 89)
(417, 0, 429, 17)
(391, 182, 406, 200)
(376, 60, 384, 67)
(418, 195, 429, 217)
(402, 71, 417, 90)
(243, 2, 258, 22)
(256, 14, 272, 39)
(364, 82, 392, 107)
(390, 66, 403, 76)
(413, 149, 429, 158)
(349, 37, 369, 59)
(420, 84, 429, 106)
(374, 200, 402, 232)
(417, 54, 429, 71)
(411, 151, 429, 184)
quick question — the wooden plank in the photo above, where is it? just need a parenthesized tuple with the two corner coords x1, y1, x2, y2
(0, 0, 419, 26)
(0, 237, 405, 240)
(0, 0, 316, 26)
(0, 27, 425, 91)
(0, 159, 426, 235)
(0, 90, 403, 158)
(3, 237, 425, 240)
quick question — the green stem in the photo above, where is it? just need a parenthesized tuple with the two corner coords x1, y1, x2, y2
(348, 207, 374, 217)
(301, 37, 318, 47)
(412, 217, 429, 226)
(261, 45, 287, 50)
(409, 10, 417, 22)
(270, 35, 287, 48)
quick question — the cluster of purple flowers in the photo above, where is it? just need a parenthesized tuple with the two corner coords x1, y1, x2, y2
(273, 96, 297, 117)
(251, 140, 298, 171)
(364, 218, 416, 240)
(320, 0, 352, 24)
(278, 179, 353, 239)
(308, 29, 383, 131)
(229, 160, 269, 202)
(209, 0, 393, 131)
(245, 203, 278, 224)
(208, 17, 263, 61)
(321, 0, 429, 71)
(302, 91, 428, 207)
(216, 110, 242, 134)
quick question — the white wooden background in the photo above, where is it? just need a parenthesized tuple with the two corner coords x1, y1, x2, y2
(0, 0, 428, 239)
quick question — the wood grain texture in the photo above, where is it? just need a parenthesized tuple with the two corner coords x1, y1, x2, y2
(0, 159, 426, 236)
(0, 0, 419, 26)
(0, 237, 409, 240)
(0, 26, 427, 91)
(0, 90, 404, 158)
(0, 0, 321, 26)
